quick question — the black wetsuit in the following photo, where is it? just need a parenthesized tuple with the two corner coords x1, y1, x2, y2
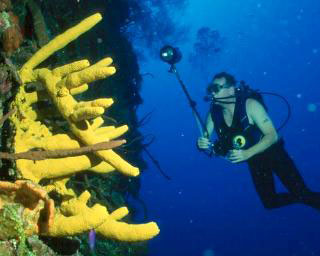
(210, 93, 320, 209)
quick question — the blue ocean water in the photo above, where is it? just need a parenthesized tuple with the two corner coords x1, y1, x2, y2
(134, 1, 320, 256)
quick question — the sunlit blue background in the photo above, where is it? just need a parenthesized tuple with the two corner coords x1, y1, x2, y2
(133, 1, 320, 255)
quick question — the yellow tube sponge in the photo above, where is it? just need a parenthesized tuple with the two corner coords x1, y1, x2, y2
(96, 219, 160, 242)
(47, 191, 108, 236)
(11, 13, 139, 183)
(7, 12, 159, 242)
(14, 126, 115, 183)
(45, 191, 160, 242)
(19, 14, 102, 83)
(57, 58, 115, 89)
(96, 207, 160, 242)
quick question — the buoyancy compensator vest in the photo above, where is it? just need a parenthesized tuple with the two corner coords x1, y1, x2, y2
(210, 83, 265, 156)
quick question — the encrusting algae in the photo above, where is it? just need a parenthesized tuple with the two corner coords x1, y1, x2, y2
(0, 12, 159, 245)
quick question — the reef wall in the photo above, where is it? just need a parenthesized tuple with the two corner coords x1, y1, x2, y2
(0, 1, 156, 255)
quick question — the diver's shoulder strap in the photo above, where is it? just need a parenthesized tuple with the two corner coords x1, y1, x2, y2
(210, 105, 224, 137)
(238, 84, 268, 112)
(235, 94, 250, 130)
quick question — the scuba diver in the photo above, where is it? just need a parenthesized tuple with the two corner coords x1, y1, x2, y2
(159, 45, 320, 210)
(197, 72, 320, 210)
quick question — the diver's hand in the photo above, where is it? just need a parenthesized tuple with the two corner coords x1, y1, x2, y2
(197, 137, 211, 150)
(227, 149, 252, 163)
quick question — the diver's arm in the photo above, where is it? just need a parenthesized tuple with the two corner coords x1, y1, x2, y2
(245, 99, 278, 157)
(204, 113, 214, 139)
(228, 99, 278, 163)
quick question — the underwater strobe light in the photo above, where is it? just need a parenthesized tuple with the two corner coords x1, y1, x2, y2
(159, 44, 209, 142)
(160, 45, 182, 65)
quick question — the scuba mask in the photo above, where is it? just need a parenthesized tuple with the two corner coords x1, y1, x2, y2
(204, 80, 258, 103)
(204, 83, 238, 104)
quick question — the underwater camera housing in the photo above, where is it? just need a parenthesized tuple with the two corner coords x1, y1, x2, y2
(212, 140, 229, 156)
(160, 45, 182, 65)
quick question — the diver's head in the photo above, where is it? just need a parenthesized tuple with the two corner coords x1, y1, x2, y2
(206, 72, 237, 105)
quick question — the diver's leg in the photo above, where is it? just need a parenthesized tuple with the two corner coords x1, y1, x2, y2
(248, 156, 297, 209)
(272, 143, 320, 209)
